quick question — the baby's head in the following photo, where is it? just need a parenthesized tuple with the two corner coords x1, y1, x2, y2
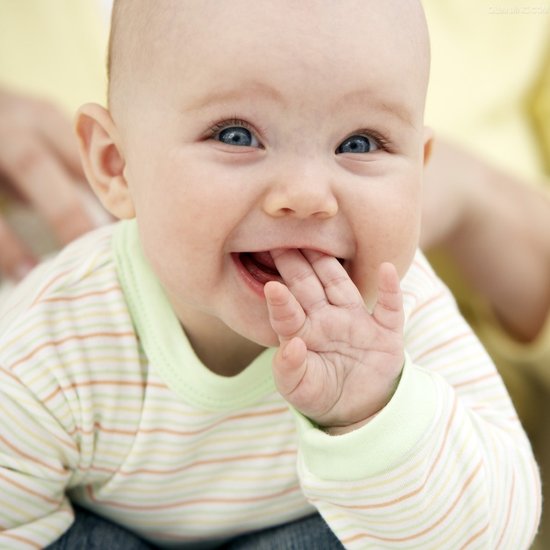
(77, 0, 431, 357)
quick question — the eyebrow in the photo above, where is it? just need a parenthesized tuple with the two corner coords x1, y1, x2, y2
(185, 80, 284, 112)
(185, 80, 416, 129)
(336, 89, 417, 129)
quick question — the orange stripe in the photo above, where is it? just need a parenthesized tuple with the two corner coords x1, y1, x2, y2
(0, 365, 23, 383)
(320, 398, 458, 511)
(30, 232, 112, 307)
(414, 332, 470, 361)
(407, 290, 445, 319)
(495, 473, 515, 549)
(10, 331, 136, 370)
(40, 286, 122, 304)
(31, 268, 73, 306)
(0, 367, 80, 453)
(80, 449, 296, 477)
(87, 483, 301, 510)
(454, 372, 498, 389)
(65, 407, 289, 437)
(117, 449, 297, 476)
(43, 378, 159, 403)
(0, 531, 41, 549)
(460, 523, 489, 550)
(68, 448, 297, 477)
(0, 433, 66, 475)
(0, 256, 88, 319)
(342, 459, 483, 544)
(0, 471, 60, 504)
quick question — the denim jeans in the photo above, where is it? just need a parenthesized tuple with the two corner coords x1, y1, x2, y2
(46, 505, 344, 549)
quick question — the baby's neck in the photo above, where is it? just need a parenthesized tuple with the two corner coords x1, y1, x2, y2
(184, 323, 265, 377)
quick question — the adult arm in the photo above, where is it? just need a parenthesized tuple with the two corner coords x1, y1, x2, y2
(421, 139, 550, 342)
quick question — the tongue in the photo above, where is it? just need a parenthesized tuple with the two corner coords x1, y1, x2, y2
(249, 251, 277, 271)
(241, 251, 282, 285)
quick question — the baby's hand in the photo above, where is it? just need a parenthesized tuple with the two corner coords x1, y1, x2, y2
(264, 249, 404, 435)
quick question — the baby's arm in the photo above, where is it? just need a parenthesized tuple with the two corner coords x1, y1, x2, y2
(264, 248, 404, 434)
(0, 367, 75, 548)
(266, 250, 541, 549)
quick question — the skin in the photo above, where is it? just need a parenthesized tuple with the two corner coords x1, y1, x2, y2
(76, 0, 432, 434)
(0, 89, 103, 280)
(421, 139, 550, 342)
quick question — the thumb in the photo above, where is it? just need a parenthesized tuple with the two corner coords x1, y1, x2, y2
(271, 337, 308, 398)
(372, 262, 404, 333)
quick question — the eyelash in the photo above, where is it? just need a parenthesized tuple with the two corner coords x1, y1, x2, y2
(206, 118, 261, 140)
(205, 118, 392, 152)
(349, 129, 392, 153)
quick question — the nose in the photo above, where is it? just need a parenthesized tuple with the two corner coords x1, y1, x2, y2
(262, 160, 339, 219)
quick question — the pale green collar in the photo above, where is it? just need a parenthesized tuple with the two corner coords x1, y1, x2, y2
(113, 220, 276, 411)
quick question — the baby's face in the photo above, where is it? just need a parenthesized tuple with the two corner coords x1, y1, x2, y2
(114, 0, 430, 352)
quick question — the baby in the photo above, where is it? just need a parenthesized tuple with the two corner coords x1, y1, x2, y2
(0, 1, 540, 548)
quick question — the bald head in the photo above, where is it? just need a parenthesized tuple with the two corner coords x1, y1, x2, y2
(107, 0, 430, 117)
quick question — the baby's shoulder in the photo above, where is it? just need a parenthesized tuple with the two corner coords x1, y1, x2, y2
(0, 224, 144, 447)
(0, 223, 134, 364)
(0, 224, 118, 324)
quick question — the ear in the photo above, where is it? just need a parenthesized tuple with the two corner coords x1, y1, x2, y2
(422, 126, 434, 166)
(75, 103, 135, 219)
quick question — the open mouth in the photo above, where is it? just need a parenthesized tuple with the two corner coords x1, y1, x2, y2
(239, 251, 283, 285)
(235, 250, 347, 288)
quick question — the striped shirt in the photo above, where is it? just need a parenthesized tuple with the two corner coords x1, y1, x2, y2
(0, 220, 541, 549)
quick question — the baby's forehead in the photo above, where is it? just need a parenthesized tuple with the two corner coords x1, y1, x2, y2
(108, 0, 429, 113)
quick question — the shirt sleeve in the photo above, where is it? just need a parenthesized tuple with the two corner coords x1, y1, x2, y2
(0, 364, 78, 549)
(293, 261, 541, 549)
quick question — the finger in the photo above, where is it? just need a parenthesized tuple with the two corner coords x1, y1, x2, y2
(271, 337, 308, 397)
(264, 280, 307, 340)
(0, 137, 96, 245)
(36, 102, 86, 180)
(0, 214, 37, 281)
(372, 262, 404, 332)
(301, 249, 364, 307)
(270, 249, 328, 313)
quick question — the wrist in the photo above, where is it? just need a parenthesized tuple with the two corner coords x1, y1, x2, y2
(292, 358, 440, 481)
(322, 414, 379, 436)
(320, 365, 403, 436)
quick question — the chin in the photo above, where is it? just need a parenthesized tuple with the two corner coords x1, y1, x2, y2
(231, 318, 280, 349)
(246, 326, 280, 348)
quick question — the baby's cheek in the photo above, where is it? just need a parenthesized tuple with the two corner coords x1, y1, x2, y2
(348, 265, 375, 305)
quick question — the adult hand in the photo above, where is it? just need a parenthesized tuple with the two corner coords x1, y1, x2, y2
(0, 89, 109, 280)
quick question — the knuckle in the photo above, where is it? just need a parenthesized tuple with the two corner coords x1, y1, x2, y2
(291, 268, 314, 285)
(323, 274, 349, 289)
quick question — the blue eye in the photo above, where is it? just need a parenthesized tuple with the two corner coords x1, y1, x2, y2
(216, 126, 260, 147)
(337, 135, 378, 154)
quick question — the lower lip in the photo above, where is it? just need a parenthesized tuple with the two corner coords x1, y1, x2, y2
(231, 253, 270, 298)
